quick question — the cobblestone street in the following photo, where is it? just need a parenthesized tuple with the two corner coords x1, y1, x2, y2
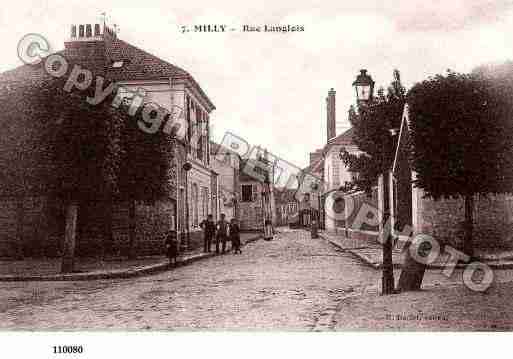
(4, 229, 513, 331)
(0, 229, 383, 330)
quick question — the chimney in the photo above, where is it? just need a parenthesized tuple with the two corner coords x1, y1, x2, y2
(326, 88, 336, 142)
(64, 22, 118, 74)
(309, 150, 321, 167)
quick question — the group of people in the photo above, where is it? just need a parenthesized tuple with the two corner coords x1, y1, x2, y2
(165, 213, 242, 266)
(200, 213, 242, 255)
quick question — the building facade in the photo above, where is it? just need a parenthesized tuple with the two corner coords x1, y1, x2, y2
(274, 188, 298, 226)
(301, 88, 361, 231)
(210, 142, 240, 222)
(238, 154, 276, 231)
(0, 22, 216, 257)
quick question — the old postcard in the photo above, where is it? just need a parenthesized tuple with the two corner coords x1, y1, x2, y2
(1, 0, 513, 356)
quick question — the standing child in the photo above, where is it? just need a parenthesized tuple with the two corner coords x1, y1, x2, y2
(165, 230, 179, 266)
(230, 218, 242, 254)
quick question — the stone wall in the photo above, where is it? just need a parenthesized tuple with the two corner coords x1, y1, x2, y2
(415, 192, 513, 251)
(0, 196, 177, 258)
(134, 200, 175, 256)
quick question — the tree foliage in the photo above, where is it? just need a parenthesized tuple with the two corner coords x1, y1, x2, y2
(408, 69, 513, 199)
(117, 104, 175, 203)
(341, 69, 406, 192)
(0, 62, 175, 203)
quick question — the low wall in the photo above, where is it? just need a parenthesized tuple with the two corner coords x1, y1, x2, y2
(0, 197, 177, 258)
(416, 192, 513, 251)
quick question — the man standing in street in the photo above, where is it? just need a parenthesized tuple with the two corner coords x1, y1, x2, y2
(200, 214, 216, 253)
(216, 213, 229, 254)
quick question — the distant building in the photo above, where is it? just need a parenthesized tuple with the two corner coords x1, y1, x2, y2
(274, 188, 298, 226)
(238, 152, 276, 231)
(302, 88, 361, 231)
(210, 141, 240, 221)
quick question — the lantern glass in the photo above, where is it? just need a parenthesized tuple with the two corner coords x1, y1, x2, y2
(355, 84, 372, 101)
(352, 69, 375, 103)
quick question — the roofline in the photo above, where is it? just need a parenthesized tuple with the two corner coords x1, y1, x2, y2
(175, 73, 216, 112)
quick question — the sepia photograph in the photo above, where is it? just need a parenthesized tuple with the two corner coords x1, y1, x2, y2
(1, 0, 513, 356)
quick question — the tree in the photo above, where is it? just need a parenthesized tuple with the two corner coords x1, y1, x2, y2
(341, 70, 406, 294)
(1, 60, 176, 267)
(407, 69, 513, 258)
(117, 104, 175, 258)
(0, 67, 125, 271)
(341, 70, 406, 193)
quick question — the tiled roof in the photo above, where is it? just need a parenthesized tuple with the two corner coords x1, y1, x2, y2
(104, 38, 189, 81)
(327, 127, 354, 146)
(1, 36, 215, 110)
(102, 38, 215, 110)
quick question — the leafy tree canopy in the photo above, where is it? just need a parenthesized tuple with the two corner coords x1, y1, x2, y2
(341, 69, 406, 193)
(408, 68, 513, 199)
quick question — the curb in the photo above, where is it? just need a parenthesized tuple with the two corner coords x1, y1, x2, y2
(321, 234, 513, 271)
(0, 235, 262, 282)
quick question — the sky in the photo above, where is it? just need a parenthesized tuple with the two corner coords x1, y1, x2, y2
(1, 0, 513, 169)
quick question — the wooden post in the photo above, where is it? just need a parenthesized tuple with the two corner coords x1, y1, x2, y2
(15, 197, 24, 260)
(61, 202, 78, 273)
(382, 171, 395, 295)
(463, 194, 474, 258)
(128, 199, 137, 259)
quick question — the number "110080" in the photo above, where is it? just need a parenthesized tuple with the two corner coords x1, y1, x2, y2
(53, 346, 83, 354)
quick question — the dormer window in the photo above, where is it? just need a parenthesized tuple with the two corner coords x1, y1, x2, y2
(112, 61, 124, 68)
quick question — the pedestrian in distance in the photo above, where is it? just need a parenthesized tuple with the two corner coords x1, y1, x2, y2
(229, 218, 242, 254)
(216, 213, 229, 254)
(200, 214, 216, 253)
(165, 230, 179, 266)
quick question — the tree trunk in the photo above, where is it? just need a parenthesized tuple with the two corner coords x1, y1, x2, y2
(128, 199, 136, 259)
(61, 202, 78, 273)
(463, 194, 474, 258)
(15, 197, 24, 260)
(381, 173, 395, 295)
(397, 240, 426, 292)
(102, 201, 113, 260)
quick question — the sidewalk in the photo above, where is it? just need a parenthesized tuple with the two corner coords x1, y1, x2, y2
(320, 230, 513, 270)
(333, 280, 513, 330)
(0, 232, 261, 281)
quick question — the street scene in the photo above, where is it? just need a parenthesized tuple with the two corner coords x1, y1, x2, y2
(2, 0, 513, 338)
(3, 228, 513, 330)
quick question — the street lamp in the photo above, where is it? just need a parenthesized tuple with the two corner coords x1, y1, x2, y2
(380, 128, 399, 295)
(352, 68, 396, 295)
(352, 69, 375, 104)
(182, 162, 192, 250)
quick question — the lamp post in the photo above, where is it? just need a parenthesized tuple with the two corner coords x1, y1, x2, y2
(353, 68, 396, 294)
(182, 162, 192, 250)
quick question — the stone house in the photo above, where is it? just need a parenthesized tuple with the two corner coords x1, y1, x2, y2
(0, 22, 216, 257)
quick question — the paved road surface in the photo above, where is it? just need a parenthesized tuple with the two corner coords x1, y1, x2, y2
(2, 229, 504, 330)
(0, 230, 379, 330)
